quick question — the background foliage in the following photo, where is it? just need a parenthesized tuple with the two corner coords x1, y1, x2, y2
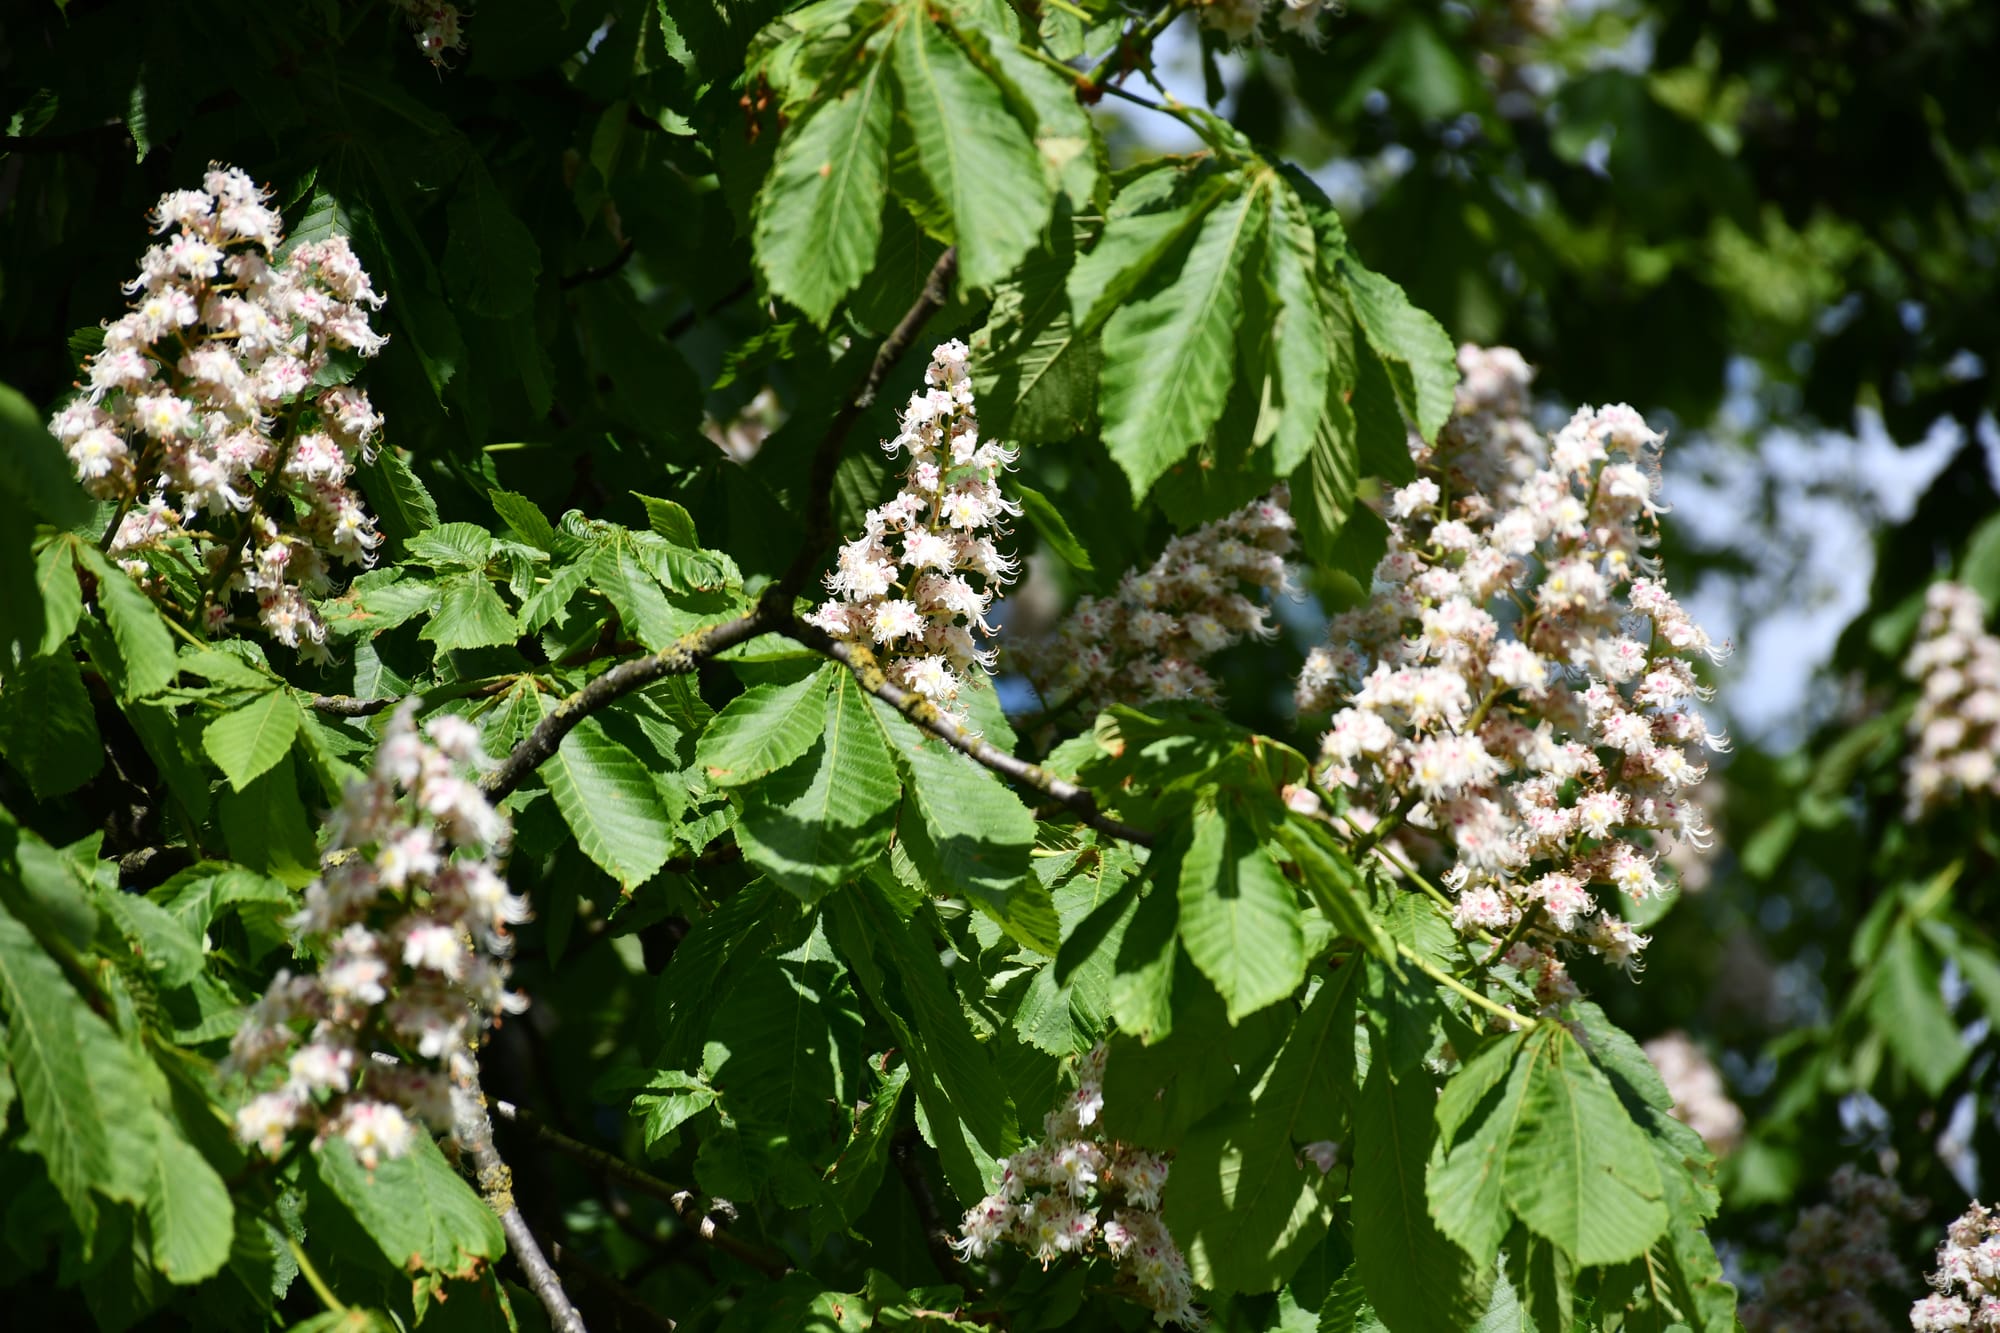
(0, 0, 1995, 1329)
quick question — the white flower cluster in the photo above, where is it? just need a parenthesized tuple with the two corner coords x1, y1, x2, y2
(1741, 1167, 1923, 1333)
(1914, 1201, 2000, 1331)
(1641, 1030, 1743, 1155)
(1198, 0, 1335, 43)
(955, 1046, 1200, 1328)
(393, 0, 467, 64)
(228, 706, 528, 1169)
(50, 164, 387, 657)
(1902, 581, 2000, 818)
(1296, 345, 1727, 980)
(803, 340, 1019, 728)
(1014, 494, 1295, 716)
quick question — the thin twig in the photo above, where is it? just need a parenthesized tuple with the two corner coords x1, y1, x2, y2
(1395, 940, 1538, 1031)
(664, 275, 755, 341)
(558, 240, 636, 290)
(491, 1100, 793, 1279)
(550, 1244, 679, 1333)
(773, 246, 958, 601)
(454, 1061, 589, 1333)
(781, 617, 1154, 846)
(483, 606, 775, 799)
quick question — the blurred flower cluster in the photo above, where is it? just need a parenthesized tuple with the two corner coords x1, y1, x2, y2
(1902, 581, 2000, 818)
(1641, 1030, 1744, 1155)
(51, 164, 387, 657)
(955, 1045, 1200, 1328)
(1197, 0, 1334, 43)
(392, 1, 467, 64)
(1914, 1200, 2000, 1331)
(227, 706, 527, 1168)
(1014, 493, 1295, 716)
(804, 340, 1019, 728)
(1740, 1167, 1924, 1333)
(1296, 345, 1727, 984)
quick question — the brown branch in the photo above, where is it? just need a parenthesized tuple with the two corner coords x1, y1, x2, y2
(482, 606, 775, 800)
(491, 1100, 793, 1280)
(454, 1059, 588, 1333)
(774, 245, 959, 601)
(308, 693, 398, 717)
(779, 617, 1155, 847)
(664, 276, 755, 341)
(558, 240, 636, 290)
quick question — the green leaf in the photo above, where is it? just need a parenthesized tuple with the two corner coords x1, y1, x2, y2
(0, 649, 103, 798)
(811, 1059, 911, 1246)
(1014, 483, 1093, 572)
(35, 538, 83, 656)
(419, 575, 519, 652)
(633, 493, 700, 547)
(890, 16, 1052, 291)
(1166, 973, 1357, 1292)
(0, 383, 90, 525)
(736, 672, 902, 901)
(973, 229, 1100, 444)
(1427, 1033, 1534, 1267)
(201, 690, 302, 792)
(1350, 1061, 1486, 1333)
(1501, 1026, 1669, 1266)
(99, 890, 206, 989)
(314, 1133, 505, 1278)
(0, 905, 154, 1237)
(1099, 184, 1265, 498)
(1068, 167, 1231, 336)
(754, 55, 893, 324)
(218, 760, 319, 886)
(826, 883, 1013, 1204)
(589, 544, 680, 651)
(697, 668, 833, 786)
(146, 1130, 233, 1285)
(1263, 184, 1332, 475)
(356, 448, 441, 546)
(542, 714, 677, 890)
(1339, 258, 1458, 445)
(1866, 923, 1966, 1096)
(489, 490, 558, 552)
(442, 163, 542, 318)
(1176, 803, 1306, 1022)
(405, 522, 499, 569)
(75, 546, 177, 700)
(631, 1070, 719, 1149)
(867, 700, 1050, 953)
(1273, 818, 1393, 960)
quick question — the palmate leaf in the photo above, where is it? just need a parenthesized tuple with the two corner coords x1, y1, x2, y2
(973, 226, 1100, 444)
(541, 712, 677, 889)
(1175, 802, 1305, 1022)
(1350, 1062, 1487, 1333)
(0, 904, 157, 1239)
(754, 52, 893, 325)
(314, 1133, 504, 1278)
(735, 670, 901, 901)
(418, 575, 519, 652)
(145, 1131, 233, 1285)
(864, 699, 1051, 953)
(0, 648, 104, 799)
(697, 667, 832, 786)
(889, 14, 1052, 292)
(201, 689, 302, 792)
(74, 545, 177, 701)
(1338, 255, 1459, 445)
(1262, 182, 1332, 476)
(1099, 183, 1267, 499)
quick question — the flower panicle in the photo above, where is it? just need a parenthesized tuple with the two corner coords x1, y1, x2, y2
(1914, 1199, 2000, 1332)
(1901, 580, 2000, 818)
(1296, 344, 1728, 985)
(1014, 491, 1297, 715)
(52, 163, 389, 658)
(954, 1045, 1203, 1328)
(227, 704, 526, 1169)
(804, 339, 1018, 729)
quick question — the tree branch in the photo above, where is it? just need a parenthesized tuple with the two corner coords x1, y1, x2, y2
(491, 1099, 793, 1279)
(454, 1060, 588, 1333)
(774, 245, 959, 601)
(779, 616, 1155, 846)
(482, 607, 775, 800)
